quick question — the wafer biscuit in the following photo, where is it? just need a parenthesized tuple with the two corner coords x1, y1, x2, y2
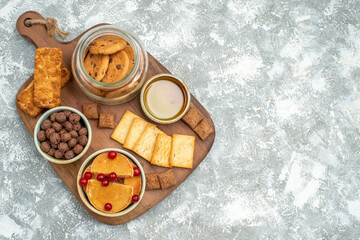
(193, 119, 214, 140)
(182, 107, 203, 129)
(17, 80, 42, 117)
(17, 64, 71, 117)
(158, 169, 177, 189)
(98, 113, 115, 128)
(33, 48, 63, 108)
(60, 64, 71, 87)
(145, 173, 161, 190)
(82, 103, 98, 119)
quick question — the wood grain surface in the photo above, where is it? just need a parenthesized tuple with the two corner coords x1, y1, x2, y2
(15, 11, 215, 225)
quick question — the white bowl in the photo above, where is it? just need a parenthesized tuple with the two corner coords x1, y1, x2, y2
(77, 148, 146, 217)
(34, 106, 92, 164)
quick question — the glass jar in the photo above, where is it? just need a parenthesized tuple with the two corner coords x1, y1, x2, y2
(71, 25, 148, 105)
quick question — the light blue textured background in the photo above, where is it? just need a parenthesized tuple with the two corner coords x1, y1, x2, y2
(0, 0, 360, 239)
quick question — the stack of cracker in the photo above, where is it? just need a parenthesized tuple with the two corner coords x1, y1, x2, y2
(111, 110, 195, 169)
(17, 47, 71, 117)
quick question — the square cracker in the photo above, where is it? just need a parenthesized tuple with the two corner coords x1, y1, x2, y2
(158, 169, 177, 189)
(194, 119, 214, 140)
(33, 47, 63, 108)
(145, 173, 161, 190)
(133, 125, 164, 161)
(182, 107, 203, 129)
(170, 134, 195, 169)
(17, 80, 42, 117)
(151, 134, 172, 168)
(123, 118, 149, 150)
(111, 110, 142, 144)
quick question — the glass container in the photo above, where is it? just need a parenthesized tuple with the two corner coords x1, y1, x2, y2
(72, 25, 148, 105)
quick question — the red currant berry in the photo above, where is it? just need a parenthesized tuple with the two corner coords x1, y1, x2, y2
(104, 203, 112, 211)
(133, 167, 141, 176)
(84, 172, 92, 180)
(79, 177, 87, 186)
(108, 151, 117, 159)
(102, 178, 110, 187)
(97, 173, 105, 181)
(109, 172, 117, 181)
(131, 195, 140, 202)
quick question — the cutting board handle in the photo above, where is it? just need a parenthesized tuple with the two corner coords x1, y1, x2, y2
(16, 11, 107, 65)
(16, 11, 68, 49)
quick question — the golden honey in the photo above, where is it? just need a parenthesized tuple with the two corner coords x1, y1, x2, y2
(144, 78, 186, 120)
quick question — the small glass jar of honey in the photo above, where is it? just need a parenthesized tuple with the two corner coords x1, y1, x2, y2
(140, 74, 191, 124)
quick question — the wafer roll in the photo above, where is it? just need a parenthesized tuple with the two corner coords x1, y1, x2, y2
(33, 48, 63, 108)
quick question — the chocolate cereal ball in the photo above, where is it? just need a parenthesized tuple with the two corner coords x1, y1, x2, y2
(61, 132, 71, 142)
(51, 143, 58, 149)
(64, 150, 74, 160)
(41, 119, 52, 130)
(45, 128, 55, 139)
(40, 141, 50, 153)
(54, 150, 64, 159)
(73, 144, 83, 154)
(58, 142, 69, 152)
(73, 122, 82, 131)
(64, 121, 73, 131)
(37, 130, 46, 142)
(49, 113, 57, 122)
(55, 112, 67, 123)
(77, 135, 88, 146)
(69, 130, 78, 138)
(59, 129, 67, 135)
(50, 132, 60, 145)
(78, 127, 88, 136)
(52, 122, 62, 132)
(69, 113, 81, 124)
(68, 138, 77, 148)
(63, 110, 71, 118)
(48, 148, 56, 157)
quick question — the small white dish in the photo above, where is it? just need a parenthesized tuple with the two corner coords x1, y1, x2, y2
(34, 106, 92, 164)
(77, 148, 146, 217)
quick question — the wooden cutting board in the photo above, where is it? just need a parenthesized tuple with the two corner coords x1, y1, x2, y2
(15, 11, 215, 225)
